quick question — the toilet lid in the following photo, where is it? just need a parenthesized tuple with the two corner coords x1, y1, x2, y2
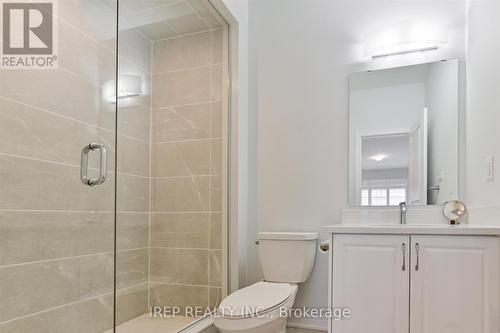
(218, 282, 293, 318)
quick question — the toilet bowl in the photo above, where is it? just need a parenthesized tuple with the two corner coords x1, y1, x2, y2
(214, 232, 318, 333)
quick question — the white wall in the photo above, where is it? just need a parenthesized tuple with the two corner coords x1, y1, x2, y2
(248, 0, 465, 329)
(466, 0, 500, 223)
(220, 0, 258, 289)
(426, 60, 459, 204)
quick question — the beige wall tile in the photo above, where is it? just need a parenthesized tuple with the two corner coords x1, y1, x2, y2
(0, 155, 114, 211)
(152, 140, 210, 177)
(153, 31, 211, 73)
(152, 104, 211, 143)
(116, 174, 150, 212)
(59, 20, 115, 86)
(151, 213, 209, 249)
(0, 69, 115, 130)
(0, 211, 113, 266)
(210, 138, 223, 175)
(117, 105, 151, 142)
(0, 97, 116, 170)
(153, 67, 211, 108)
(118, 136, 150, 177)
(117, 249, 149, 289)
(150, 283, 209, 313)
(116, 284, 149, 326)
(151, 248, 208, 285)
(210, 101, 223, 138)
(0, 254, 113, 322)
(152, 176, 209, 212)
(208, 250, 221, 287)
(118, 26, 152, 75)
(208, 287, 222, 309)
(0, 295, 114, 333)
(211, 29, 223, 64)
(209, 213, 222, 250)
(210, 175, 222, 212)
(56, 0, 117, 50)
(211, 64, 223, 102)
(117, 213, 149, 251)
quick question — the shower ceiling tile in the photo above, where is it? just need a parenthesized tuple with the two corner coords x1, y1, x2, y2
(166, 13, 209, 35)
(136, 20, 178, 40)
(186, 0, 223, 29)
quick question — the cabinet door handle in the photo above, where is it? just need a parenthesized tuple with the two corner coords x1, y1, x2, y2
(415, 243, 420, 271)
(401, 243, 406, 271)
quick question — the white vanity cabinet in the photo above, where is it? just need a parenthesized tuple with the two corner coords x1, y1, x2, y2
(330, 233, 499, 333)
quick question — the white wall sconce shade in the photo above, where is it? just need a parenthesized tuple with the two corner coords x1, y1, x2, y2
(363, 20, 448, 58)
(103, 74, 143, 103)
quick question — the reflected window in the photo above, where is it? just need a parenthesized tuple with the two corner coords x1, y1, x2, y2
(361, 187, 407, 206)
(389, 188, 406, 206)
(371, 189, 388, 206)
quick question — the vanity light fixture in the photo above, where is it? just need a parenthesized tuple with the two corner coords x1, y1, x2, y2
(370, 154, 388, 162)
(363, 20, 448, 58)
(102, 74, 143, 103)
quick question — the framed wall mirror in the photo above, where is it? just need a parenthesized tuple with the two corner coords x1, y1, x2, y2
(348, 59, 459, 207)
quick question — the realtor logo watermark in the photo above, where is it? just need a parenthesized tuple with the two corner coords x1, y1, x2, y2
(1, 0, 58, 69)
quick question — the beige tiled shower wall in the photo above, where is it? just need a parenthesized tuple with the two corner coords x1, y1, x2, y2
(115, 17, 153, 326)
(149, 29, 224, 314)
(0, 1, 122, 332)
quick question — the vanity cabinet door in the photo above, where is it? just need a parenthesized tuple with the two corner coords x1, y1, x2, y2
(332, 234, 410, 333)
(410, 236, 500, 333)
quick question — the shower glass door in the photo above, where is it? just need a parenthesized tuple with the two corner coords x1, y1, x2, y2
(115, 0, 229, 331)
(0, 0, 228, 331)
(0, 0, 118, 332)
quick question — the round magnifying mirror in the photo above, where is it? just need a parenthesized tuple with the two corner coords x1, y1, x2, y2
(442, 200, 467, 225)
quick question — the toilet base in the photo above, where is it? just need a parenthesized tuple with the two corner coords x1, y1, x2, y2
(216, 316, 287, 333)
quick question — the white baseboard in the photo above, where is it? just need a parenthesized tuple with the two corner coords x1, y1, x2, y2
(287, 318, 328, 331)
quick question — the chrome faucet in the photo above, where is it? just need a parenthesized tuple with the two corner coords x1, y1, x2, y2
(399, 202, 407, 224)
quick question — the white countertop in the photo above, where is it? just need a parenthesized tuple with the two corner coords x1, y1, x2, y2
(322, 224, 500, 236)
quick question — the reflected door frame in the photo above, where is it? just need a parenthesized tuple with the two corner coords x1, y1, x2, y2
(354, 128, 410, 206)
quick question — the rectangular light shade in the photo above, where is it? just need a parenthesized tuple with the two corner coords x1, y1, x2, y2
(363, 20, 448, 58)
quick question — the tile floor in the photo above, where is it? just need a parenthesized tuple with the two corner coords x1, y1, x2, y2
(109, 314, 327, 333)
(110, 314, 198, 333)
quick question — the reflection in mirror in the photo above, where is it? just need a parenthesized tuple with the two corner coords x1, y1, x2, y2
(349, 59, 459, 207)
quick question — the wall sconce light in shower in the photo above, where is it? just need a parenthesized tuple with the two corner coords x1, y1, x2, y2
(102, 74, 143, 103)
(363, 20, 448, 58)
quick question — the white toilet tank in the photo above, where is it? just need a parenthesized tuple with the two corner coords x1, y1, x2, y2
(258, 232, 318, 283)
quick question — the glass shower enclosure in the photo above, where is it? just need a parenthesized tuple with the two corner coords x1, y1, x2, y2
(0, 0, 229, 332)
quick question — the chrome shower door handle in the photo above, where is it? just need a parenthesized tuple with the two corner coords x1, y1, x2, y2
(80, 143, 108, 186)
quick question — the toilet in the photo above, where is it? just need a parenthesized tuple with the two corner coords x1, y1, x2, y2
(214, 232, 319, 333)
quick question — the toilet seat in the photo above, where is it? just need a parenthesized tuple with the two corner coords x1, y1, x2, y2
(218, 282, 296, 319)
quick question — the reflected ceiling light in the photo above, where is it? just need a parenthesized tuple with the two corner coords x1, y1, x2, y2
(103, 75, 143, 103)
(370, 154, 388, 162)
(363, 20, 448, 58)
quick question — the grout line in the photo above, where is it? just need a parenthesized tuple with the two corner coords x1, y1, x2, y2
(151, 175, 213, 180)
(151, 247, 222, 251)
(148, 36, 154, 313)
(152, 99, 223, 110)
(0, 95, 150, 144)
(0, 282, 148, 327)
(185, 0, 212, 30)
(0, 151, 150, 179)
(207, 27, 214, 302)
(152, 64, 219, 75)
(149, 281, 213, 289)
(151, 137, 223, 145)
(153, 28, 221, 43)
(0, 247, 149, 270)
(0, 209, 221, 214)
